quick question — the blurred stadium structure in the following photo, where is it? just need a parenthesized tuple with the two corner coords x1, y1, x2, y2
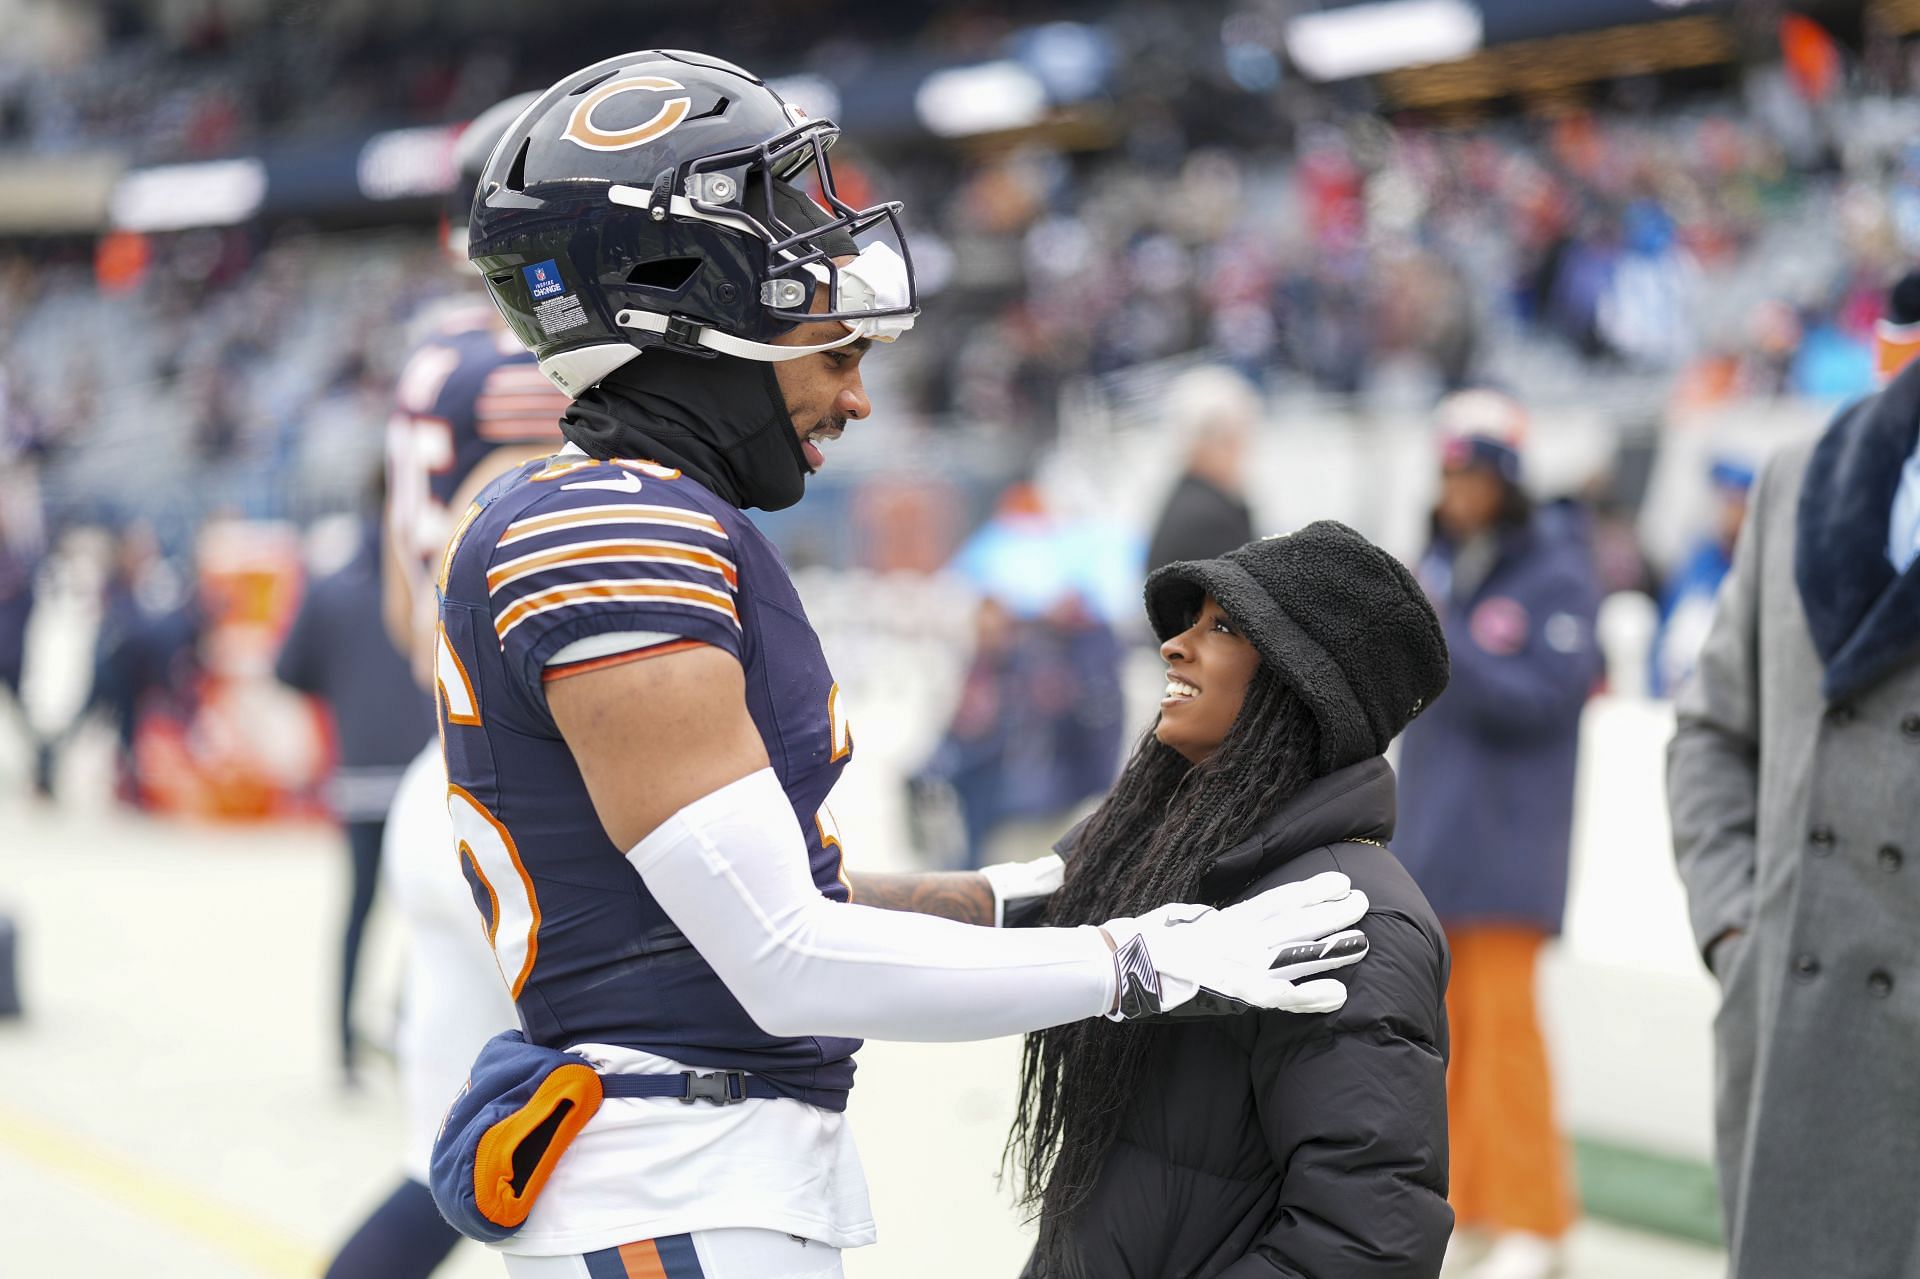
(0, 0, 1913, 1272)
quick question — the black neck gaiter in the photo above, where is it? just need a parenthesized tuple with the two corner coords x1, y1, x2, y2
(559, 349, 811, 511)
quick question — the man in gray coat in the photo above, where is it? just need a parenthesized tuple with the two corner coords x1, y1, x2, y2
(1669, 350, 1920, 1278)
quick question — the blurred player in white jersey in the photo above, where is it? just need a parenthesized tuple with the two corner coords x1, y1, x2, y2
(323, 92, 573, 1279)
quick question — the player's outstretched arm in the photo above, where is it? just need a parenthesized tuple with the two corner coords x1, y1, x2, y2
(847, 853, 1064, 926)
(550, 646, 1370, 1042)
(845, 872, 996, 925)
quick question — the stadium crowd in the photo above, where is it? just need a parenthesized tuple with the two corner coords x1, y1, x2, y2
(4, 81, 1917, 531)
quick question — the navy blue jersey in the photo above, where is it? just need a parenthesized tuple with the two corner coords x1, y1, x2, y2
(385, 304, 570, 582)
(434, 451, 859, 1109)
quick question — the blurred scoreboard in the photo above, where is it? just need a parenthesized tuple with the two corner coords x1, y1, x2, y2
(1377, 12, 1738, 110)
(1290, 0, 1871, 112)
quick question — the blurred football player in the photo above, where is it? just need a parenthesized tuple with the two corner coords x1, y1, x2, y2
(322, 92, 573, 1279)
(432, 50, 1374, 1279)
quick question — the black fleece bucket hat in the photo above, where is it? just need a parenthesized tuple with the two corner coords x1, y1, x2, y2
(1143, 520, 1450, 772)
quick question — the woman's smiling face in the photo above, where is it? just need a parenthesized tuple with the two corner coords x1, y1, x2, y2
(1154, 593, 1262, 764)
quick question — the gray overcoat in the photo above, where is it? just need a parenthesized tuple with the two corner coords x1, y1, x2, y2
(1669, 401, 1920, 1278)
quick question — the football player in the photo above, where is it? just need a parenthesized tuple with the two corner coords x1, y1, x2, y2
(325, 92, 574, 1279)
(436, 50, 1373, 1279)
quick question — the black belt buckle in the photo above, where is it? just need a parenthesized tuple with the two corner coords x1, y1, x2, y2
(680, 1069, 748, 1105)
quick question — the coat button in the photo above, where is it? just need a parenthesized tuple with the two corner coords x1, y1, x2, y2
(1904, 714, 1920, 739)
(1881, 845, 1905, 873)
(1793, 953, 1822, 981)
(1827, 703, 1855, 726)
(1869, 970, 1895, 998)
(1810, 826, 1836, 855)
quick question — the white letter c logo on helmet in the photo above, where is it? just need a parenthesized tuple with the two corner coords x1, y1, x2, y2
(562, 76, 692, 151)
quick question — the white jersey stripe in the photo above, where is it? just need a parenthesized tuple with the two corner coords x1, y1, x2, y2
(501, 503, 726, 546)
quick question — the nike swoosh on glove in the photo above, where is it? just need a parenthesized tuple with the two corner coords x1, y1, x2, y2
(1100, 871, 1371, 1021)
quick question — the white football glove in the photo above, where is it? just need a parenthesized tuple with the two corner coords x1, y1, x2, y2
(978, 852, 1066, 926)
(1100, 871, 1370, 1020)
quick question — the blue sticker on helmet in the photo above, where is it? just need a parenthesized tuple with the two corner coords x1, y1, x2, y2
(523, 259, 566, 300)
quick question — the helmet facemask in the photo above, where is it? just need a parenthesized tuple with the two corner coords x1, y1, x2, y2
(606, 118, 917, 360)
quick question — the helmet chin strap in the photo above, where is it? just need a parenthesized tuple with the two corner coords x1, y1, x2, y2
(613, 308, 863, 363)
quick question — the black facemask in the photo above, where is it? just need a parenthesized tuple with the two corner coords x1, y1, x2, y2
(559, 348, 812, 512)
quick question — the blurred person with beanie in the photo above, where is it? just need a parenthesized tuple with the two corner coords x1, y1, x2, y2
(1669, 271, 1920, 1278)
(1145, 365, 1259, 577)
(1392, 389, 1603, 1279)
(1011, 521, 1454, 1278)
(1873, 267, 1920, 384)
(1652, 458, 1755, 698)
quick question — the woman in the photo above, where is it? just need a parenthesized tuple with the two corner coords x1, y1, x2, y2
(1394, 406, 1601, 1279)
(1010, 521, 1455, 1278)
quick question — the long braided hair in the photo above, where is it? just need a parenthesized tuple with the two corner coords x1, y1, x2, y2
(1007, 665, 1323, 1277)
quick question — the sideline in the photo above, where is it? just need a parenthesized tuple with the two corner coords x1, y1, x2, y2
(1575, 1137, 1721, 1247)
(0, 1099, 324, 1276)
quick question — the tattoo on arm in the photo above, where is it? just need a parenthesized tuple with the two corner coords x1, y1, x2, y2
(846, 871, 996, 926)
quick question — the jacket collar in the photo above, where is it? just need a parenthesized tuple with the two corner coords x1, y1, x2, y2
(1429, 515, 1536, 604)
(1197, 756, 1396, 902)
(1795, 358, 1920, 704)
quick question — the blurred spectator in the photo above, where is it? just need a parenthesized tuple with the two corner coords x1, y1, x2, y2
(915, 485, 1128, 866)
(1144, 365, 1258, 576)
(0, 523, 38, 791)
(1580, 466, 1660, 600)
(1669, 297, 1920, 1279)
(1652, 459, 1754, 698)
(1392, 391, 1604, 1279)
(1872, 267, 1920, 384)
(913, 594, 1125, 869)
(1597, 199, 1701, 370)
(274, 514, 432, 1086)
(84, 523, 199, 807)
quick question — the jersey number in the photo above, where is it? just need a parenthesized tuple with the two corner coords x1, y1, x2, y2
(435, 623, 481, 727)
(449, 785, 541, 999)
(387, 411, 456, 569)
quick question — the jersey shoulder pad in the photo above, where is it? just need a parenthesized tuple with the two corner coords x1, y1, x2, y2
(481, 459, 741, 665)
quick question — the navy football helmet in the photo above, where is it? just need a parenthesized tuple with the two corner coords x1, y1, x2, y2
(468, 49, 917, 397)
(444, 92, 540, 257)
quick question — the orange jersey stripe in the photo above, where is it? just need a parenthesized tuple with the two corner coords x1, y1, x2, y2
(617, 1240, 669, 1279)
(494, 581, 739, 642)
(477, 394, 569, 411)
(475, 418, 566, 443)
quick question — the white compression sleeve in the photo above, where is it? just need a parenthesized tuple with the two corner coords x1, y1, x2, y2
(625, 769, 1116, 1042)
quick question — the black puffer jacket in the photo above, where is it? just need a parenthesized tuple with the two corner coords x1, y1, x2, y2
(1021, 757, 1452, 1278)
